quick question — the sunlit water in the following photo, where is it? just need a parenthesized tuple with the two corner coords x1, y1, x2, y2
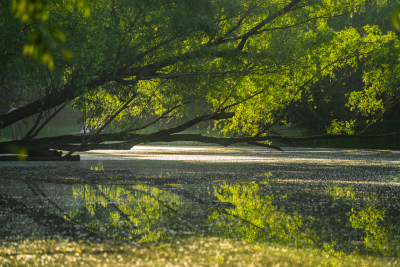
(0, 146, 399, 264)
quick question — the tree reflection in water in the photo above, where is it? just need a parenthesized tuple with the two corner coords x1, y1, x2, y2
(208, 181, 315, 247)
(70, 184, 185, 242)
(1, 176, 399, 261)
(66, 180, 399, 258)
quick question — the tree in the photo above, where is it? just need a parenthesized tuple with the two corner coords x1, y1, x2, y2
(1, 0, 400, 157)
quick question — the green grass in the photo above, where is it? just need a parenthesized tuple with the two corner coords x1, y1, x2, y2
(1, 237, 398, 267)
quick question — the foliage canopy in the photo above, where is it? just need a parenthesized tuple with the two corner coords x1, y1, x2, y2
(1, 0, 400, 154)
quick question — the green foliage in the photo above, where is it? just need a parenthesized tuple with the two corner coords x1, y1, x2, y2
(326, 119, 356, 135)
(391, 8, 400, 30)
(22, 28, 66, 69)
(10, 0, 90, 68)
(211, 20, 400, 136)
(11, 0, 50, 23)
(346, 28, 400, 118)
(348, 206, 391, 256)
(3, 0, 400, 143)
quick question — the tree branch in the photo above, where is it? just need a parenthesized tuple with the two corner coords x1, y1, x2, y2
(236, 0, 302, 51)
(138, 69, 267, 80)
(23, 104, 66, 140)
(64, 92, 137, 157)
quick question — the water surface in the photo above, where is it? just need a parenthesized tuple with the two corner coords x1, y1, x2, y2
(1, 146, 399, 264)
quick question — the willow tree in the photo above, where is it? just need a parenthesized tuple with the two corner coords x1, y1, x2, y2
(1, 0, 399, 156)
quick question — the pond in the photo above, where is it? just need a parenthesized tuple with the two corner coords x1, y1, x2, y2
(1, 146, 400, 266)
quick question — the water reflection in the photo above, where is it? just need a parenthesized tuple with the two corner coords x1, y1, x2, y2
(71, 184, 186, 242)
(0, 177, 399, 259)
(209, 181, 315, 247)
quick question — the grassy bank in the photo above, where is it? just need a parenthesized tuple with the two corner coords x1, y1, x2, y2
(1, 237, 398, 267)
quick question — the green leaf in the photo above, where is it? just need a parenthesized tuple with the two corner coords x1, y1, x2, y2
(391, 8, 400, 30)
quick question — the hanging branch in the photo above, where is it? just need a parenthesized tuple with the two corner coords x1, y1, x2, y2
(357, 96, 400, 135)
(245, 141, 283, 151)
(22, 104, 66, 140)
(22, 111, 43, 140)
(236, 0, 302, 50)
(128, 101, 190, 133)
(64, 92, 137, 157)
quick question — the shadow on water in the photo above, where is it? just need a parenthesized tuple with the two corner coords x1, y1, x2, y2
(0, 169, 399, 260)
